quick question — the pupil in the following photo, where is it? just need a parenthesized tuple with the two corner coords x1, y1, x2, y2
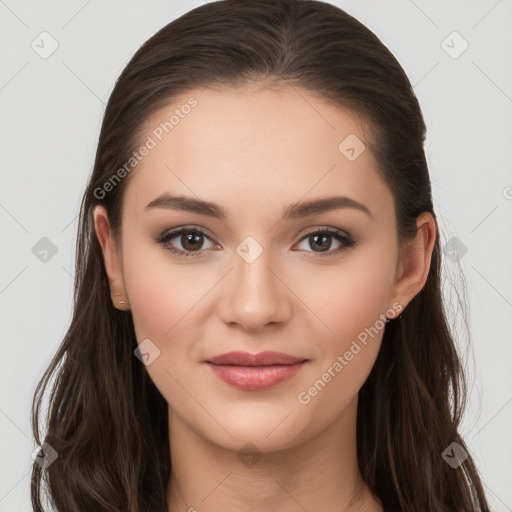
(311, 234, 330, 252)
(183, 233, 202, 251)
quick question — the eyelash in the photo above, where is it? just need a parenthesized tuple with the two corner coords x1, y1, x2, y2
(156, 225, 355, 259)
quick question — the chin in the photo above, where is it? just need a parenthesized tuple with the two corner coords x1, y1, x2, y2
(199, 405, 309, 453)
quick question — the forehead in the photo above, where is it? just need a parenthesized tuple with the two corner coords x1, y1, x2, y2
(123, 84, 394, 223)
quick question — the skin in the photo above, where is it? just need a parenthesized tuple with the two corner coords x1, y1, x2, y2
(94, 82, 436, 512)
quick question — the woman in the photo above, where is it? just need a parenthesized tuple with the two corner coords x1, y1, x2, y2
(30, 0, 491, 510)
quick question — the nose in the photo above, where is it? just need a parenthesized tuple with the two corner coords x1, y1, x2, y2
(218, 248, 292, 333)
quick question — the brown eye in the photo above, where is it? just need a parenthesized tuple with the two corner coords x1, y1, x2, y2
(158, 228, 216, 257)
(295, 228, 355, 257)
(308, 233, 333, 252)
(179, 232, 204, 251)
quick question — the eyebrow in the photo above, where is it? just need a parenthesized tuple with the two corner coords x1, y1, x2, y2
(145, 193, 373, 221)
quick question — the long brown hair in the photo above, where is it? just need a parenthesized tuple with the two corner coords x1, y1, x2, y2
(30, 1, 491, 510)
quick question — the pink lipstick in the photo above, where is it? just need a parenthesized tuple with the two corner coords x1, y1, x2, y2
(205, 351, 307, 391)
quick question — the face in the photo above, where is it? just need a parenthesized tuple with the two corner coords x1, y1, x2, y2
(95, 83, 425, 454)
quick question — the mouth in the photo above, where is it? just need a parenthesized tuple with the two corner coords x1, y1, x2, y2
(205, 351, 309, 391)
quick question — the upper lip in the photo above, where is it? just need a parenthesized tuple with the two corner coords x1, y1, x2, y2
(206, 351, 307, 366)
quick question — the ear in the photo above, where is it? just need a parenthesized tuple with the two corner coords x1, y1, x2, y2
(389, 212, 437, 314)
(93, 205, 130, 311)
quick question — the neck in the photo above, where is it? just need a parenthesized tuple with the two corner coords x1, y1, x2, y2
(166, 395, 382, 512)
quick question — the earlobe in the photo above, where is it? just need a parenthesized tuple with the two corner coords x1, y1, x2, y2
(110, 279, 131, 311)
(389, 212, 436, 314)
(93, 205, 131, 311)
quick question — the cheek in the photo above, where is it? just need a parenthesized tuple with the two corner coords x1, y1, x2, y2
(124, 262, 172, 341)
(329, 265, 391, 338)
(121, 243, 204, 410)
(301, 250, 395, 391)
(306, 251, 394, 341)
(122, 240, 204, 342)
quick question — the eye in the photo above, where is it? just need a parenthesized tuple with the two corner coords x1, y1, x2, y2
(157, 227, 217, 258)
(156, 226, 355, 259)
(294, 227, 355, 257)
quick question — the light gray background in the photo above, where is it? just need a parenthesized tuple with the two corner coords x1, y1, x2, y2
(1, 0, 511, 510)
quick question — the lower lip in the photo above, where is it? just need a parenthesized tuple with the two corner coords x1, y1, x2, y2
(206, 361, 307, 391)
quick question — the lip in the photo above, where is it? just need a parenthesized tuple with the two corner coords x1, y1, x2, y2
(205, 351, 308, 391)
(206, 351, 306, 366)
